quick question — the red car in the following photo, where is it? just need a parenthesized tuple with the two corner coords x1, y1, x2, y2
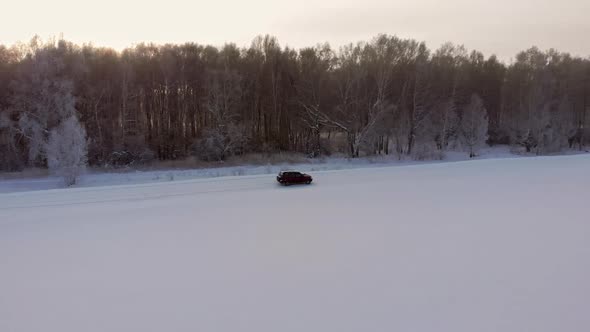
(277, 171, 313, 185)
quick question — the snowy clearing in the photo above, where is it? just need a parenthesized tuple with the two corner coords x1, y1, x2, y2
(1, 155, 590, 332)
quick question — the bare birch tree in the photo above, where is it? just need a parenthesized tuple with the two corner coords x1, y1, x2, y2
(461, 94, 489, 157)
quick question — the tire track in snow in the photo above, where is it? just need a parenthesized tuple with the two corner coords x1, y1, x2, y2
(0, 181, 274, 211)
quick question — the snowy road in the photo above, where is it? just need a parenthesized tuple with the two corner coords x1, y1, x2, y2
(1, 155, 590, 332)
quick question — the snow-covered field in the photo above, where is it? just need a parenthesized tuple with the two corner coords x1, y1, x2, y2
(0, 146, 524, 193)
(1, 155, 589, 332)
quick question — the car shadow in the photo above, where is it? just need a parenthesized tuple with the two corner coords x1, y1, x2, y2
(275, 183, 314, 189)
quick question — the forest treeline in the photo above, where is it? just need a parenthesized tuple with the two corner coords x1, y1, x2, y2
(1, 35, 589, 175)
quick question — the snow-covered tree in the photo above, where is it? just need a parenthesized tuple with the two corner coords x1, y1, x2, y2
(530, 97, 576, 154)
(461, 94, 488, 157)
(12, 43, 80, 166)
(551, 97, 577, 151)
(46, 115, 88, 186)
(193, 123, 249, 161)
(0, 110, 23, 170)
(193, 67, 249, 161)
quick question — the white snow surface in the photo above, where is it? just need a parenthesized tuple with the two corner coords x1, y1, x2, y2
(1, 155, 590, 332)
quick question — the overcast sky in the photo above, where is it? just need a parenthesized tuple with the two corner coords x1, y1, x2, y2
(2, 0, 589, 61)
